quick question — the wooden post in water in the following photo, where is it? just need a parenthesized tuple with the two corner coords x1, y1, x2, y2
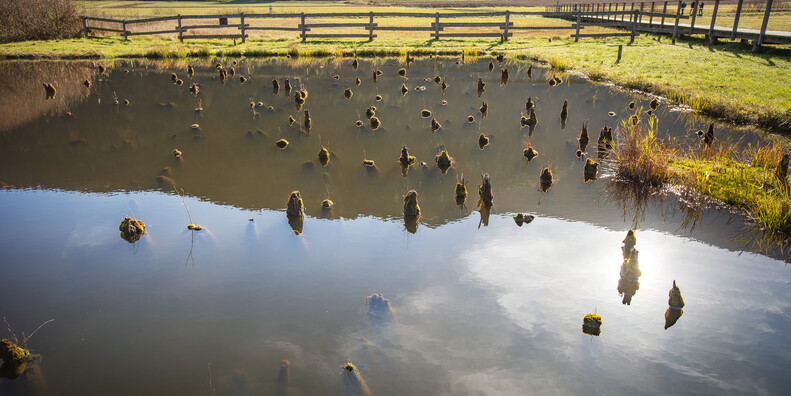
(434, 12, 440, 39)
(672, 0, 681, 43)
(300, 12, 306, 42)
(122, 20, 127, 40)
(731, 0, 743, 40)
(688, 2, 698, 35)
(661, 1, 668, 27)
(753, 0, 774, 52)
(240, 13, 246, 43)
(504, 10, 510, 41)
(708, 0, 720, 45)
(368, 11, 374, 41)
(575, 11, 582, 41)
(649, 2, 655, 27)
(82, 16, 88, 37)
(178, 15, 183, 42)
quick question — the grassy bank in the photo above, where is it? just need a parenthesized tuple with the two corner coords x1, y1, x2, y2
(614, 116, 791, 237)
(2, 35, 789, 131)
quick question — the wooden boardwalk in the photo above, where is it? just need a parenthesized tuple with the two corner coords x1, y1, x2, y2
(548, 0, 791, 51)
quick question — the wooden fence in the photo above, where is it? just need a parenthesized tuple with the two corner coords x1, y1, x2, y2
(82, 10, 639, 42)
(545, 0, 791, 52)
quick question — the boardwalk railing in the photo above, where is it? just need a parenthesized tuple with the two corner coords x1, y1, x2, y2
(545, 0, 790, 52)
(82, 10, 634, 42)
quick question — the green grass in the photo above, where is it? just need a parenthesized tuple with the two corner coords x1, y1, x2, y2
(614, 117, 791, 234)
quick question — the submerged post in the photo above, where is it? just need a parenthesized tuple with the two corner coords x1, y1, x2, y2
(672, 0, 681, 43)
(731, 0, 743, 40)
(300, 12, 306, 42)
(753, 0, 774, 52)
(708, 0, 720, 45)
(368, 11, 374, 41)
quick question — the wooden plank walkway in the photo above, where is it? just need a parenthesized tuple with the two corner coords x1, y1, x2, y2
(548, 0, 791, 51)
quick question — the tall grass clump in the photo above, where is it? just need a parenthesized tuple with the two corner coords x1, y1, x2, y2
(548, 55, 569, 71)
(0, 0, 81, 43)
(613, 110, 673, 188)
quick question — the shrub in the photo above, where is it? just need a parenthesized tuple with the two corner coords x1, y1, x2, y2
(0, 0, 81, 43)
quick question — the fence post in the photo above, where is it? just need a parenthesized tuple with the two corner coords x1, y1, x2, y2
(609, 3, 613, 21)
(688, 2, 698, 35)
(630, 2, 635, 23)
(300, 12, 306, 42)
(504, 10, 510, 41)
(631, 10, 638, 42)
(82, 16, 88, 37)
(672, 0, 681, 43)
(731, 0, 743, 40)
(575, 11, 581, 42)
(649, 2, 655, 27)
(434, 12, 440, 40)
(122, 20, 127, 40)
(753, 0, 774, 52)
(639, 2, 644, 23)
(240, 13, 245, 43)
(369, 11, 374, 40)
(622, 2, 626, 21)
(178, 14, 183, 42)
(708, 0, 720, 45)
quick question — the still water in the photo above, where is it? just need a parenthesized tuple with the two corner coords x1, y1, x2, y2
(0, 58, 789, 395)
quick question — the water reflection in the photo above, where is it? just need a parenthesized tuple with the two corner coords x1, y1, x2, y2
(617, 230, 642, 305)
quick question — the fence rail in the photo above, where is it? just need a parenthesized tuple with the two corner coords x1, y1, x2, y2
(81, 10, 638, 43)
(545, 0, 791, 52)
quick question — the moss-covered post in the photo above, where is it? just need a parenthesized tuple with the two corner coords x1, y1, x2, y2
(240, 13, 246, 43)
(708, 0, 720, 45)
(178, 15, 183, 42)
(752, 0, 773, 53)
(730, 0, 743, 40)
(300, 12, 306, 42)
(672, 1, 681, 44)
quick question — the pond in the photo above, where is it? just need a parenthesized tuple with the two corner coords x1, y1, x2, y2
(0, 57, 789, 395)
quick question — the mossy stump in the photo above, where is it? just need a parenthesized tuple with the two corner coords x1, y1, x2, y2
(582, 313, 602, 336)
(669, 280, 685, 309)
(119, 216, 145, 243)
(403, 190, 421, 216)
(286, 191, 304, 217)
(0, 339, 30, 364)
(478, 173, 494, 206)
